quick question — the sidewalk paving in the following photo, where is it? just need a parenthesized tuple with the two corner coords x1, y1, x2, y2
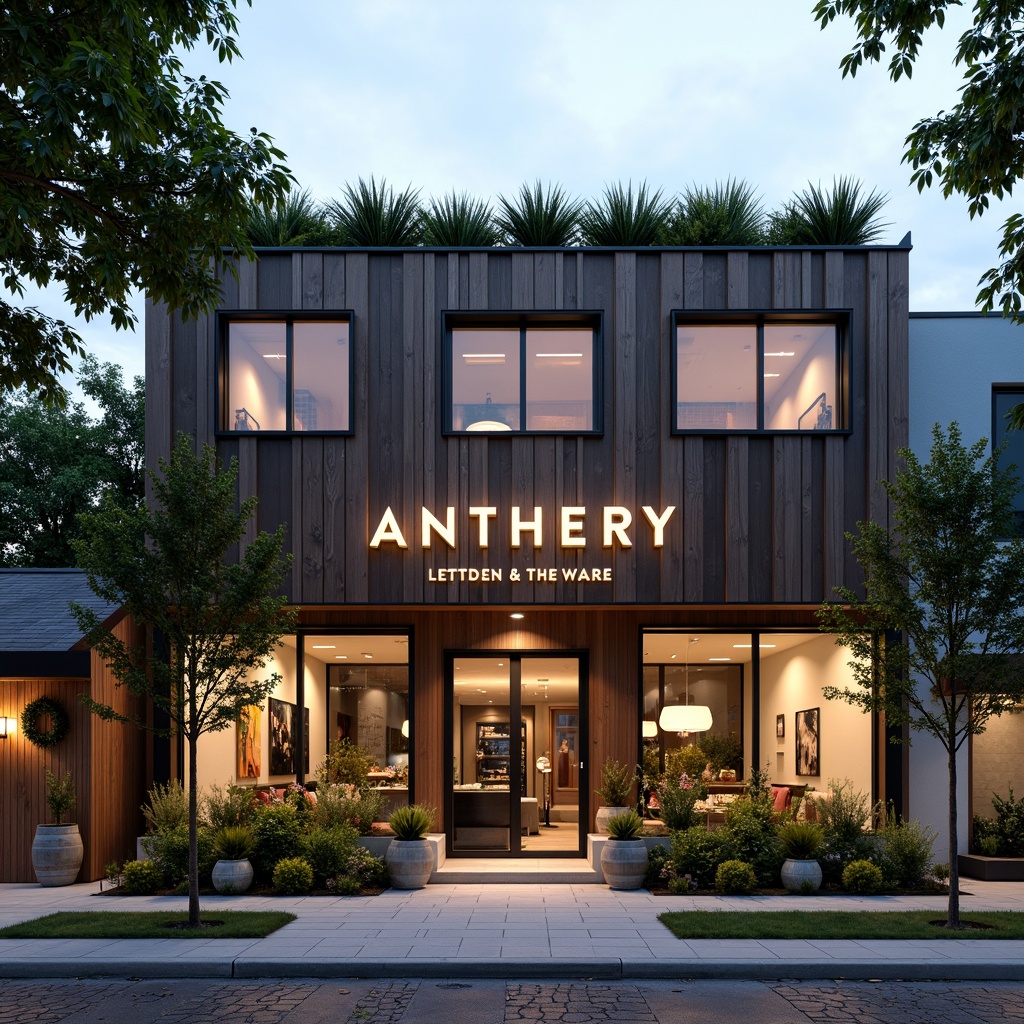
(2, 879, 1024, 981)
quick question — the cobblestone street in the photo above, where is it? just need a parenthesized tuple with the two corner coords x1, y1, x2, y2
(2, 979, 1024, 1024)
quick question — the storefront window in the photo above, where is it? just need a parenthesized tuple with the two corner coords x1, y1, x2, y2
(223, 316, 352, 433)
(674, 315, 843, 432)
(993, 386, 1024, 536)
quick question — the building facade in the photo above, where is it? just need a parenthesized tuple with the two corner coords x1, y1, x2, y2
(146, 243, 910, 860)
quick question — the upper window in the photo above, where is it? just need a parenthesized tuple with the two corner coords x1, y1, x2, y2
(993, 386, 1024, 536)
(445, 314, 602, 434)
(673, 314, 846, 432)
(221, 315, 353, 433)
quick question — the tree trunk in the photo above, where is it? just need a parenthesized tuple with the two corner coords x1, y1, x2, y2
(188, 729, 200, 928)
(946, 728, 961, 929)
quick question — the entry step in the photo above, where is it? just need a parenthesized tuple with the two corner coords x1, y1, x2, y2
(430, 857, 601, 884)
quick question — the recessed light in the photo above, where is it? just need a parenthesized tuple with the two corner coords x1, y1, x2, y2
(671, 654, 677, 659)
(262, 353, 286, 360)
(709, 657, 732, 662)
(363, 653, 373, 659)
(310, 645, 336, 649)
(764, 351, 795, 357)
(510, 612, 525, 620)
(335, 655, 347, 659)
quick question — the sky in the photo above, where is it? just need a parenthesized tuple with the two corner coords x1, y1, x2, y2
(31, 0, 1009, 393)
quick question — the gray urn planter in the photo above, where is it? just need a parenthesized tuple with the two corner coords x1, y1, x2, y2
(212, 858, 254, 894)
(386, 839, 433, 889)
(600, 838, 649, 889)
(780, 858, 823, 893)
(31, 824, 84, 887)
(594, 806, 630, 835)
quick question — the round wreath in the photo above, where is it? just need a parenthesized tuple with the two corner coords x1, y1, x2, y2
(21, 696, 70, 748)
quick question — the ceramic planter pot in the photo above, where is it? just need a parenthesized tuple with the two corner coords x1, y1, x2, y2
(600, 838, 649, 889)
(594, 806, 630, 835)
(212, 858, 254, 894)
(31, 824, 84, 887)
(781, 857, 823, 893)
(385, 839, 433, 889)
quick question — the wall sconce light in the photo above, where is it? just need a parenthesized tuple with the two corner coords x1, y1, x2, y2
(0, 717, 16, 740)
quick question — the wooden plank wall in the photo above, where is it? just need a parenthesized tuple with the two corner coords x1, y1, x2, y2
(85, 614, 148, 879)
(0, 678, 92, 883)
(152, 246, 910, 609)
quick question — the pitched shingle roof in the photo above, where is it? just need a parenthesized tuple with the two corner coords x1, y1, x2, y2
(0, 569, 118, 651)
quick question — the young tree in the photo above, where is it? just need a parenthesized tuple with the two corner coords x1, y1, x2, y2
(819, 423, 1024, 928)
(73, 434, 296, 927)
(0, 355, 144, 566)
(813, 2, 1024, 325)
(1, 1, 291, 406)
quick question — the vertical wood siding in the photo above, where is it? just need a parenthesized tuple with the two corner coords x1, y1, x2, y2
(150, 247, 909, 607)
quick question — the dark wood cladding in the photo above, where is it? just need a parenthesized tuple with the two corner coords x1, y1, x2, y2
(147, 247, 909, 607)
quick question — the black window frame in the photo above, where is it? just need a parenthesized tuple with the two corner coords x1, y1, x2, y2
(671, 310, 851, 435)
(443, 311, 604, 436)
(992, 383, 1024, 538)
(216, 310, 356, 436)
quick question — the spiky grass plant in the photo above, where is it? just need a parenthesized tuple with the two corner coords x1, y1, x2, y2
(389, 804, 434, 841)
(606, 809, 644, 840)
(666, 177, 766, 246)
(495, 180, 583, 246)
(324, 176, 423, 246)
(244, 189, 336, 246)
(578, 180, 673, 246)
(421, 191, 498, 246)
(782, 176, 890, 245)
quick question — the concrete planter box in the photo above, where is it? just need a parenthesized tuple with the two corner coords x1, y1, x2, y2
(588, 834, 670, 884)
(959, 854, 1024, 881)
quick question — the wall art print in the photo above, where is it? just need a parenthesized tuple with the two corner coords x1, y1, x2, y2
(795, 706, 820, 777)
(269, 698, 310, 775)
(237, 703, 262, 778)
(776, 713, 785, 741)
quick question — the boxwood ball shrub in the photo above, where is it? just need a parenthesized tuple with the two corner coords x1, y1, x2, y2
(670, 825, 735, 890)
(715, 859, 757, 895)
(122, 859, 163, 895)
(273, 856, 314, 895)
(842, 858, 884, 895)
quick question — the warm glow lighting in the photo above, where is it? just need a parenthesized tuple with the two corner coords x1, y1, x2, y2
(659, 705, 713, 732)
(0, 717, 15, 739)
(262, 353, 286, 360)
(535, 352, 583, 358)
(764, 351, 795, 357)
(732, 644, 777, 649)
(335, 655, 348, 659)
(763, 373, 780, 378)
(642, 720, 658, 739)
(709, 657, 732, 662)
(510, 612, 525, 620)
(363, 653, 373, 659)
(462, 353, 506, 363)
(401, 719, 409, 738)
(311, 645, 336, 649)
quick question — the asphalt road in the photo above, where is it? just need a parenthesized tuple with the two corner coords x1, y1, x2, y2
(2, 979, 1023, 1024)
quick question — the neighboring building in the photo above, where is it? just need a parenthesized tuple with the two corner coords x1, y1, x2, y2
(144, 242, 910, 863)
(909, 312, 1024, 857)
(0, 570, 146, 882)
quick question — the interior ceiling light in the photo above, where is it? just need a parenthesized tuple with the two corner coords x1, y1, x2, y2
(764, 373, 780, 378)
(764, 351, 795, 357)
(709, 657, 731, 662)
(363, 653, 373, 659)
(732, 643, 777, 649)
(335, 655, 348, 659)
(658, 638, 713, 734)
(401, 719, 409, 738)
(642, 720, 658, 739)
(510, 612, 525, 620)
(262, 353, 286, 359)
(462, 353, 506, 364)
(310, 645, 336, 649)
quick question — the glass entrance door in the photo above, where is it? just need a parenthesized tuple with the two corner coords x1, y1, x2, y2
(447, 653, 584, 856)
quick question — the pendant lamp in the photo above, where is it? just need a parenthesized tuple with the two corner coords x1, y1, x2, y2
(641, 720, 658, 739)
(658, 638, 713, 733)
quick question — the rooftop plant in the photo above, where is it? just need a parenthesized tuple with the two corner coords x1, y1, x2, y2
(421, 190, 498, 246)
(578, 180, 672, 246)
(324, 176, 423, 246)
(495, 180, 583, 246)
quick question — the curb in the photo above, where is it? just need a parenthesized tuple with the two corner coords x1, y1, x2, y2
(2, 958, 1023, 982)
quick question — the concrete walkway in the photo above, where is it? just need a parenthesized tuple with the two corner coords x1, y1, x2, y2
(2, 879, 1024, 981)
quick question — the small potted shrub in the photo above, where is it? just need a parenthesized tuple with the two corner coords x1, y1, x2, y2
(385, 804, 434, 889)
(31, 768, 84, 886)
(778, 820, 824, 893)
(594, 758, 638, 834)
(211, 825, 256, 894)
(600, 810, 648, 889)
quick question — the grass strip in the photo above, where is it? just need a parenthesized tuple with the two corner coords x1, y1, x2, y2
(0, 911, 296, 940)
(658, 910, 1024, 940)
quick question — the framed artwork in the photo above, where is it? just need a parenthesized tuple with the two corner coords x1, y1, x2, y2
(269, 697, 296, 775)
(237, 704, 262, 779)
(795, 707, 820, 776)
(775, 714, 785, 741)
